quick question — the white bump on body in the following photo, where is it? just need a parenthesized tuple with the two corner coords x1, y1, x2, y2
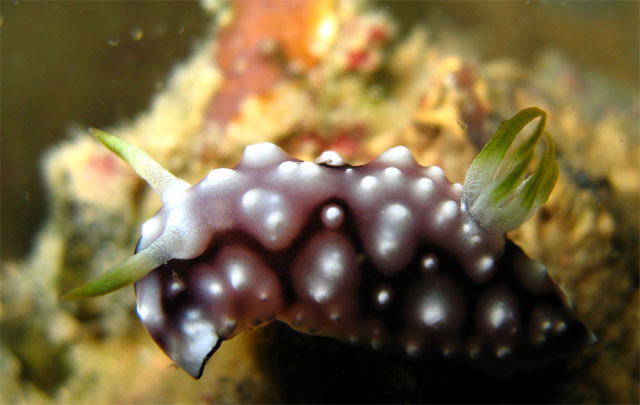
(435, 200, 459, 225)
(376, 146, 416, 167)
(240, 188, 292, 248)
(136, 276, 163, 328)
(360, 175, 378, 192)
(321, 205, 344, 229)
(277, 161, 298, 177)
(421, 253, 438, 273)
(383, 166, 402, 181)
(299, 161, 322, 179)
(451, 183, 464, 197)
(374, 204, 413, 266)
(421, 299, 445, 327)
(477, 255, 495, 276)
(205, 168, 237, 187)
(241, 143, 287, 167)
(424, 166, 445, 181)
(315, 150, 345, 167)
(376, 288, 391, 306)
(228, 261, 247, 290)
(412, 177, 434, 203)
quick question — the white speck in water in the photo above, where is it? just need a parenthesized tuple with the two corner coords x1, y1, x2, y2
(131, 27, 144, 41)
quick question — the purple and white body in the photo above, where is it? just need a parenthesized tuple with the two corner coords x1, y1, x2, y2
(64, 108, 594, 378)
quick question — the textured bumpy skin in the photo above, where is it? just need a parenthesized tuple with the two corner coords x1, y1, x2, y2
(133, 144, 592, 378)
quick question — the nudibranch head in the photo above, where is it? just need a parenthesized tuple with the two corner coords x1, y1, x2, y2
(64, 108, 592, 379)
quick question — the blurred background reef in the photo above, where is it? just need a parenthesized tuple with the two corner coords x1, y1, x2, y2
(1, 1, 638, 403)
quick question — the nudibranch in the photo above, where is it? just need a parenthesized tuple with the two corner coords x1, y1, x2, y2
(65, 108, 594, 378)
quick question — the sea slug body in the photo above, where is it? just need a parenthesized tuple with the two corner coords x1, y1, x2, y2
(65, 108, 594, 379)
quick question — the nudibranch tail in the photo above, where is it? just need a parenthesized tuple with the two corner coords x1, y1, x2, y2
(62, 236, 172, 299)
(462, 108, 558, 234)
(89, 128, 190, 199)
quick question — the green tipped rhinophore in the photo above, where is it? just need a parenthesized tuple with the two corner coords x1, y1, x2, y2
(89, 128, 186, 196)
(62, 242, 169, 299)
(463, 107, 559, 234)
(63, 129, 187, 300)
